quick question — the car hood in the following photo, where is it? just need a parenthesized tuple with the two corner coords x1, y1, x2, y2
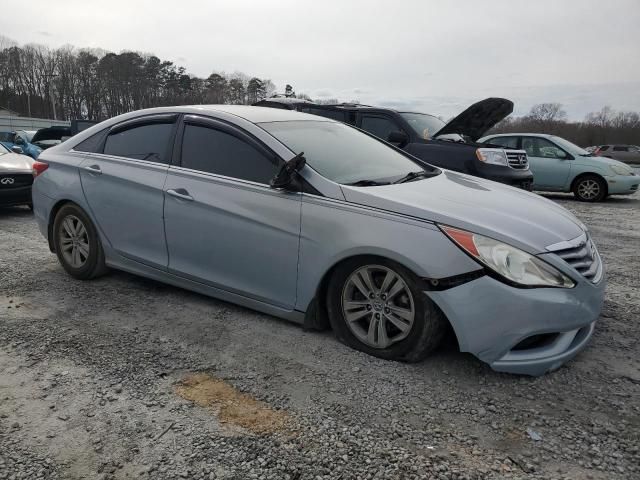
(0, 153, 34, 173)
(435, 98, 513, 142)
(587, 155, 633, 169)
(340, 170, 585, 254)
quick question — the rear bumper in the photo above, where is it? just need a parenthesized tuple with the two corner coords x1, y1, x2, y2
(0, 185, 32, 206)
(426, 271, 605, 376)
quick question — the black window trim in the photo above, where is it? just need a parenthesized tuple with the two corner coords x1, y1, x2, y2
(174, 114, 284, 187)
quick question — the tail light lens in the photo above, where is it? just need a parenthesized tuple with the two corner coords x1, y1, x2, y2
(32, 161, 49, 177)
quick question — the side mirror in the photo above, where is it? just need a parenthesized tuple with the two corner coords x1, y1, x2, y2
(11, 146, 24, 154)
(556, 150, 569, 159)
(270, 152, 306, 189)
(387, 130, 409, 146)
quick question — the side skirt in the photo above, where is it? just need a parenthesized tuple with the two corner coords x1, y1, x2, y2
(105, 254, 305, 325)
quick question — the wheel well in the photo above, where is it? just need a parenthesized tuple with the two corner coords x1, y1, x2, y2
(303, 255, 459, 348)
(47, 200, 74, 252)
(571, 173, 608, 195)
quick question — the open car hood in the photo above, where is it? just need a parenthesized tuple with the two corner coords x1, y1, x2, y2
(435, 98, 513, 142)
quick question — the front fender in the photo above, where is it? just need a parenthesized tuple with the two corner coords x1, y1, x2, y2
(295, 195, 480, 311)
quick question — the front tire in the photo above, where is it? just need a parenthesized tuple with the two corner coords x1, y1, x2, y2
(327, 257, 446, 362)
(573, 175, 607, 202)
(53, 204, 108, 280)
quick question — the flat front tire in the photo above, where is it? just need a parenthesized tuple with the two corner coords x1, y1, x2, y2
(327, 257, 446, 362)
(53, 204, 108, 280)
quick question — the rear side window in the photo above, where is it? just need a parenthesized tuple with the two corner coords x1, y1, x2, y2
(486, 136, 519, 149)
(307, 108, 346, 122)
(613, 146, 628, 151)
(104, 123, 174, 163)
(181, 124, 279, 184)
(73, 130, 107, 153)
(360, 116, 404, 142)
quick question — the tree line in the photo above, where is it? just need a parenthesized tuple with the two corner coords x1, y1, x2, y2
(490, 102, 640, 147)
(0, 36, 278, 121)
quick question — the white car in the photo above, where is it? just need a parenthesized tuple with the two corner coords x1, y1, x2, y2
(0, 142, 35, 207)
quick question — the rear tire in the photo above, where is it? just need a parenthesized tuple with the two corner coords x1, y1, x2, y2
(327, 257, 446, 362)
(53, 204, 108, 280)
(573, 175, 607, 202)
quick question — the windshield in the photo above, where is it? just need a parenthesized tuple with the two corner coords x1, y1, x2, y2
(21, 131, 36, 142)
(551, 136, 591, 156)
(260, 120, 436, 184)
(0, 143, 9, 155)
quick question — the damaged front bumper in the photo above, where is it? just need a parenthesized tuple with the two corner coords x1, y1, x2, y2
(425, 268, 605, 376)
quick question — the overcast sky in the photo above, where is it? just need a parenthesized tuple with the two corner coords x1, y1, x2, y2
(3, 0, 639, 120)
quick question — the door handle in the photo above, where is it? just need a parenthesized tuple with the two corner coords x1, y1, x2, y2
(83, 164, 102, 175)
(166, 188, 194, 201)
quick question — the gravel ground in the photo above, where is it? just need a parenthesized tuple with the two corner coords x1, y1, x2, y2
(1, 193, 639, 480)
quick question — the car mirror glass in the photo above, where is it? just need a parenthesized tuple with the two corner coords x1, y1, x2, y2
(11, 146, 24, 154)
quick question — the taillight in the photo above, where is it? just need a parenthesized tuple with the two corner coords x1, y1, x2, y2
(32, 161, 49, 177)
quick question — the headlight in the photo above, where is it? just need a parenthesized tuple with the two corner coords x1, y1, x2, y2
(441, 225, 575, 288)
(476, 148, 508, 166)
(610, 164, 633, 176)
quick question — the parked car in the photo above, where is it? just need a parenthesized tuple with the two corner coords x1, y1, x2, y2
(479, 133, 639, 202)
(594, 145, 640, 164)
(33, 106, 604, 376)
(255, 97, 534, 190)
(0, 142, 35, 208)
(0, 130, 42, 159)
(32, 126, 73, 150)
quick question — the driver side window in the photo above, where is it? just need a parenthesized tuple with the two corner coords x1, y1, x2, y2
(522, 137, 566, 159)
(360, 116, 406, 144)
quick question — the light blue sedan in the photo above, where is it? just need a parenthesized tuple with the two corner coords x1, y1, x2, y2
(480, 133, 639, 202)
(31, 106, 605, 376)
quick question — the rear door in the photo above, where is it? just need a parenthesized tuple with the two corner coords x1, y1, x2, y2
(163, 115, 301, 309)
(78, 114, 177, 269)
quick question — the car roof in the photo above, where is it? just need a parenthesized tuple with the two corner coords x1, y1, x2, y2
(208, 105, 331, 123)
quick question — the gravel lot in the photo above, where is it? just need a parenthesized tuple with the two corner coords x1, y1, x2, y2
(1, 194, 639, 480)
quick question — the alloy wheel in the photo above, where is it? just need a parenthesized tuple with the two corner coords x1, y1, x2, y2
(59, 215, 90, 268)
(577, 179, 601, 200)
(341, 265, 415, 349)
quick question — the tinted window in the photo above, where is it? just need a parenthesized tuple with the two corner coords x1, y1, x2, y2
(522, 137, 566, 159)
(104, 123, 174, 163)
(73, 130, 106, 153)
(360, 116, 404, 142)
(307, 108, 346, 122)
(486, 136, 519, 149)
(181, 124, 279, 184)
(400, 113, 448, 140)
(613, 146, 628, 152)
(261, 120, 435, 184)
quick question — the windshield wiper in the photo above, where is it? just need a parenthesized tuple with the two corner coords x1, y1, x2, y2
(393, 170, 433, 184)
(345, 179, 391, 186)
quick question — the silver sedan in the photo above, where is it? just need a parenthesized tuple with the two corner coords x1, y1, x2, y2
(31, 106, 605, 376)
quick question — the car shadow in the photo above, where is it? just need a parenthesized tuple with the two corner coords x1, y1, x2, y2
(0, 205, 34, 217)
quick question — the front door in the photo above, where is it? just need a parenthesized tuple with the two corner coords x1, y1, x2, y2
(521, 136, 571, 189)
(79, 115, 177, 268)
(163, 116, 301, 309)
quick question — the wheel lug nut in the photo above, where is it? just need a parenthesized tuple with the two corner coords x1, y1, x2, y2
(375, 313, 380, 319)
(366, 305, 372, 310)
(369, 293, 375, 299)
(384, 307, 390, 313)
(381, 294, 386, 300)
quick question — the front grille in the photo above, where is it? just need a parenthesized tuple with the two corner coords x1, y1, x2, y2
(547, 233, 602, 283)
(505, 150, 529, 169)
(0, 173, 33, 188)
